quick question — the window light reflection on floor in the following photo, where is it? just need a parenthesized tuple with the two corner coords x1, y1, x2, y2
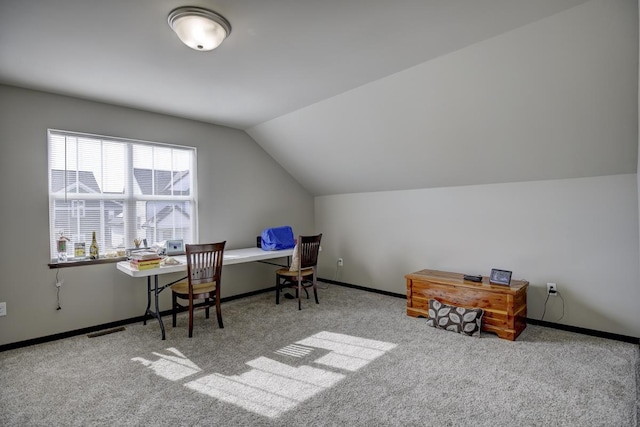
(132, 332, 397, 418)
(131, 347, 201, 381)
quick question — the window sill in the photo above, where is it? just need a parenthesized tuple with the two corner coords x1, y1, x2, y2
(48, 257, 127, 269)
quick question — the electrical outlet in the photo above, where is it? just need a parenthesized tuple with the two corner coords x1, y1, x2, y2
(337, 258, 344, 267)
(0, 302, 6, 316)
(547, 283, 557, 296)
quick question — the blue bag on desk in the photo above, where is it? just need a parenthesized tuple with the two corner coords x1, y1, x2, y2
(260, 226, 295, 250)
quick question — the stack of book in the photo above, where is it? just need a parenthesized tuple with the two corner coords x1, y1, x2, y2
(129, 251, 161, 270)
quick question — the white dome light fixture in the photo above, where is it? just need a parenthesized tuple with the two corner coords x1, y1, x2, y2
(168, 7, 231, 51)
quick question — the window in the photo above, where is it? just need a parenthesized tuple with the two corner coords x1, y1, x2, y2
(71, 200, 85, 218)
(48, 130, 197, 261)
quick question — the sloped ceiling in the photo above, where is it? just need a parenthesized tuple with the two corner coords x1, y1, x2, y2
(0, 0, 636, 196)
(247, 0, 638, 195)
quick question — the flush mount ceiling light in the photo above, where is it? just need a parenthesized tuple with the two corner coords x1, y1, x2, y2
(168, 6, 231, 51)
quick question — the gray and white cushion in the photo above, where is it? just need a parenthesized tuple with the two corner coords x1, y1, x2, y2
(426, 299, 483, 337)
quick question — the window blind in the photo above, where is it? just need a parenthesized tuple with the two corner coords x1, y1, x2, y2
(48, 130, 197, 261)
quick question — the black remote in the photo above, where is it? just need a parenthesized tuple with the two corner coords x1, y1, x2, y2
(464, 274, 483, 282)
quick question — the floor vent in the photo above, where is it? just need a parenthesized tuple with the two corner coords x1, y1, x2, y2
(87, 327, 126, 338)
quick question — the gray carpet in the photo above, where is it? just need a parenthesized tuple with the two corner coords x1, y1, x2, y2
(0, 284, 637, 426)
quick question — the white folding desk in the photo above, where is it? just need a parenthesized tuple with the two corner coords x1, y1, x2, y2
(117, 247, 293, 339)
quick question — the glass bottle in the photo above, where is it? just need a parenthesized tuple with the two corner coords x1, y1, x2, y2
(90, 231, 99, 260)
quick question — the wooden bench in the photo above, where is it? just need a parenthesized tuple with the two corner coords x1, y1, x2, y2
(405, 269, 528, 341)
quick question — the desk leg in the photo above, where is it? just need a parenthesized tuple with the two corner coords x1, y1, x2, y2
(143, 276, 152, 325)
(154, 275, 166, 340)
(143, 275, 166, 340)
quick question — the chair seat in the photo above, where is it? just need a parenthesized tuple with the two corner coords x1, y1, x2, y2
(171, 280, 216, 296)
(276, 267, 313, 278)
(275, 233, 322, 310)
(172, 241, 226, 338)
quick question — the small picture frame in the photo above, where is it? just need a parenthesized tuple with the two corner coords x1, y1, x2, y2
(74, 242, 86, 259)
(490, 269, 512, 286)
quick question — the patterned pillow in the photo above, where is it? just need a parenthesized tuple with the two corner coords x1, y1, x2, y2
(289, 243, 299, 271)
(426, 299, 484, 337)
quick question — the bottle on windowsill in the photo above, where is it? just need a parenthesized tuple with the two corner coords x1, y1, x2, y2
(90, 231, 99, 260)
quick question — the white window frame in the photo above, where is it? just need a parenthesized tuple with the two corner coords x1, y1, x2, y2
(47, 129, 198, 262)
(71, 200, 86, 218)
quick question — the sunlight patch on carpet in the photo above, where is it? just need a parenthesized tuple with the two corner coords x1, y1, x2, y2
(275, 344, 314, 358)
(132, 332, 396, 418)
(131, 347, 202, 381)
(185, 357, 345, 418)
(297, 331, 397, 372)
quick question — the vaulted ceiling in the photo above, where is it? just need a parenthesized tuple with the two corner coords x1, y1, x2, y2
(1, 0, 636, 195)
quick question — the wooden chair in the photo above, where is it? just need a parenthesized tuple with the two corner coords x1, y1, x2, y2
(275, 234, 322, 310)
(171, 241, 226, 338)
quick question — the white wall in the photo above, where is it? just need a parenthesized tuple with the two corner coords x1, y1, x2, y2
(0, 85, 314, 346)
(316, 175, 640, 338)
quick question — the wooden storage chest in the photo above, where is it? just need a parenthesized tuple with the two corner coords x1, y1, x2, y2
(406, 269, 528, 341)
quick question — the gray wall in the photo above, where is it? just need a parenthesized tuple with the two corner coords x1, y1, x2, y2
(0, 85, 314, 346)
(305, 0, 640, 339)
(315, 175, 640, 338)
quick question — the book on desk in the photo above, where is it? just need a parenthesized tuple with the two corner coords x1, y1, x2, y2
(129, 251, 162, 270)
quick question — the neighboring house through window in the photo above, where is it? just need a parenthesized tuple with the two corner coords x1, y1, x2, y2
(48, 130, 197, 260)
